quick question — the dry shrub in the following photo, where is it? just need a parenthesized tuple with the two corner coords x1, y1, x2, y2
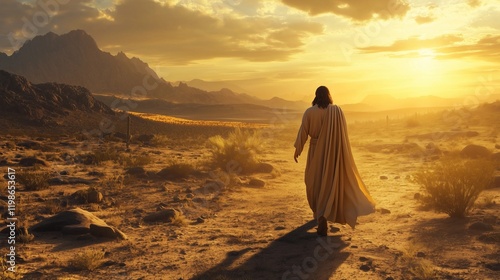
(170, 211, 188, 227)
(399, 243, 436, 279)
(414, 158, 495, 218)
(150, 134, 169, 147)
(157, 162, 196, 180)
(82, 148, 121, 165)
(207, 127, 263, 173)
(120, 154, 151, 167)
(68, 249, 105, 271)
(17, 171, 51, 191)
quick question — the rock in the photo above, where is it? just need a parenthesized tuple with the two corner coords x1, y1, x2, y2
(274, 226, 286, 230)
(186, 193, 194, 199)
(380, 176, 388, 180)
(379, 208, 391, 214)
(469, 221, 493, 231)
(196, 217, 205, 224)
(90, 224, 127, 239)
(461, 144, 491, 159)
(136, 134, 154, 143)
(359, 256, 370, 262)
(59, 170, 69, 175)
(485, 263, 500, 271)
(416, 252, 426, 258)
(87, 189, 103, 203)
(143, 208, 178, 223)
(19, 157, 47, 167)
(251, 162, 274, 173)
(16, 140, 42, 149)
(478, 232, 500, 243)
(248, 178, 265, 188)
(425, 142, 442, 155)
(360, 264, 370, 272)
(30, 208, 126, 239)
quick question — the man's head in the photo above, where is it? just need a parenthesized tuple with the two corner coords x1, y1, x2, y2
(313, 86, 333, 108)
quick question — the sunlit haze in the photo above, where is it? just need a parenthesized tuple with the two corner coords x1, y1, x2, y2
(2, 0, 499, 103)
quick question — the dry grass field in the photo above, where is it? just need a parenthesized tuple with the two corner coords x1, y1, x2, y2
(0, 103, 499, 280)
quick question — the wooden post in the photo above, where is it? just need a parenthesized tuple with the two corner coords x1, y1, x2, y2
(126, 115, 131, 149)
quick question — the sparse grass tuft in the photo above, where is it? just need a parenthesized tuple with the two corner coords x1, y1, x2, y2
(68, 249, 105, 271)
(400, 243, 436, 279)
(17, 228, 34, 244)
(414, 157, 495, 218)
(170, 211, 188, 227)
(207, 127, 264, 173)
(17, 171, 51, 191)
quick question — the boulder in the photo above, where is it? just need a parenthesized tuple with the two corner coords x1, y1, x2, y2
(143, 208, 178, 223)
(248, 178, 265, 188)
(19, 157, 48, 167)
(461, 144, 491, 159)
(30, 208, 127, 239)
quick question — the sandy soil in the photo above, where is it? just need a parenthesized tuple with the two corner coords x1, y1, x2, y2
(1, 108, 499, 280)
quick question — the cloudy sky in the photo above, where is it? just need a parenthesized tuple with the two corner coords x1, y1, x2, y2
(1, 0, 499, 103)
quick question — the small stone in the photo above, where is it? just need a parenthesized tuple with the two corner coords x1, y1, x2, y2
(380, 176, 388, 180)
(360, 264, 370, 272)
(19, 157, 47, 167)
(379, 208, 391, 214)
(87, 189, 103, 204)
(469, 221, 493, 231)
(359, 256, 369, 262)
(196, 217, 205, 224)
(274, 226, 286, 230)
(186, 193, 195, 199)
(416, 252, 426, 258)
(60, 170, 69, 175)
(351, 245, 358, 249)
(173, 195, 181, 202)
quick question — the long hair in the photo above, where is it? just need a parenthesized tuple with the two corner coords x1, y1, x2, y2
(312, 86, 332, 109)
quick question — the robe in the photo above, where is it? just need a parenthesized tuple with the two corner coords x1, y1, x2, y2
(294, 104, 375, 228)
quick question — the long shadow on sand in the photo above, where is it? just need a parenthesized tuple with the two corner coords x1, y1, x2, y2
(192, 220, 349, 280)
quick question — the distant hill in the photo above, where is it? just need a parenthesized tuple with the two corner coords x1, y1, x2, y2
(0, 70, 113, 125)
(0, 30, 306, 110)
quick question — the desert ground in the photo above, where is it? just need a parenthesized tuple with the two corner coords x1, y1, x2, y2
(1, 103, 499, 280)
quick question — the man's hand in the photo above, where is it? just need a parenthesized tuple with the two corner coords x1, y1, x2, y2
(294, 149, 299, 163)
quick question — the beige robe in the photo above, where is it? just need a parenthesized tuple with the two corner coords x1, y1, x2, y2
(294, 104, 375, 228)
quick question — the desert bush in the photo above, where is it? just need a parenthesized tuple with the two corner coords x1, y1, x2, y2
(150, 134, 169, 147)
(207, 127, 263, 173)
(68, 249, 105, 271)
(17, 171, 51, 191)
(414, 158, 495, 218)
(82, 148, 121, 165)
(157, 162, 197, 180)
(120, 154, 151, 167)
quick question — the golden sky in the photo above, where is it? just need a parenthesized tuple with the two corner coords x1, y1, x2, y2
(1, 0, 499, 103)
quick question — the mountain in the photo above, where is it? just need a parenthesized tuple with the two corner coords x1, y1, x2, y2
(179, 79, 250, 94)
(0, 30, 306, 110)
(0, 70, 113, 125)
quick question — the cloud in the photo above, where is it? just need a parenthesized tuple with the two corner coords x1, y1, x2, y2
(0, 0, 324, 64)
(414, 15, 435, 24)
(281, 0, 410, 21)
(467, 0, 482, 7)
(360, 35, 464, 53)
(360, 34, 500, 61)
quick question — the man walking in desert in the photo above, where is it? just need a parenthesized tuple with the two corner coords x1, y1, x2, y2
(294, 86, 376, 236)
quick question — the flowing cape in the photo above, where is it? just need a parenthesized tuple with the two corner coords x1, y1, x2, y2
(305, 105, 375, 228)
